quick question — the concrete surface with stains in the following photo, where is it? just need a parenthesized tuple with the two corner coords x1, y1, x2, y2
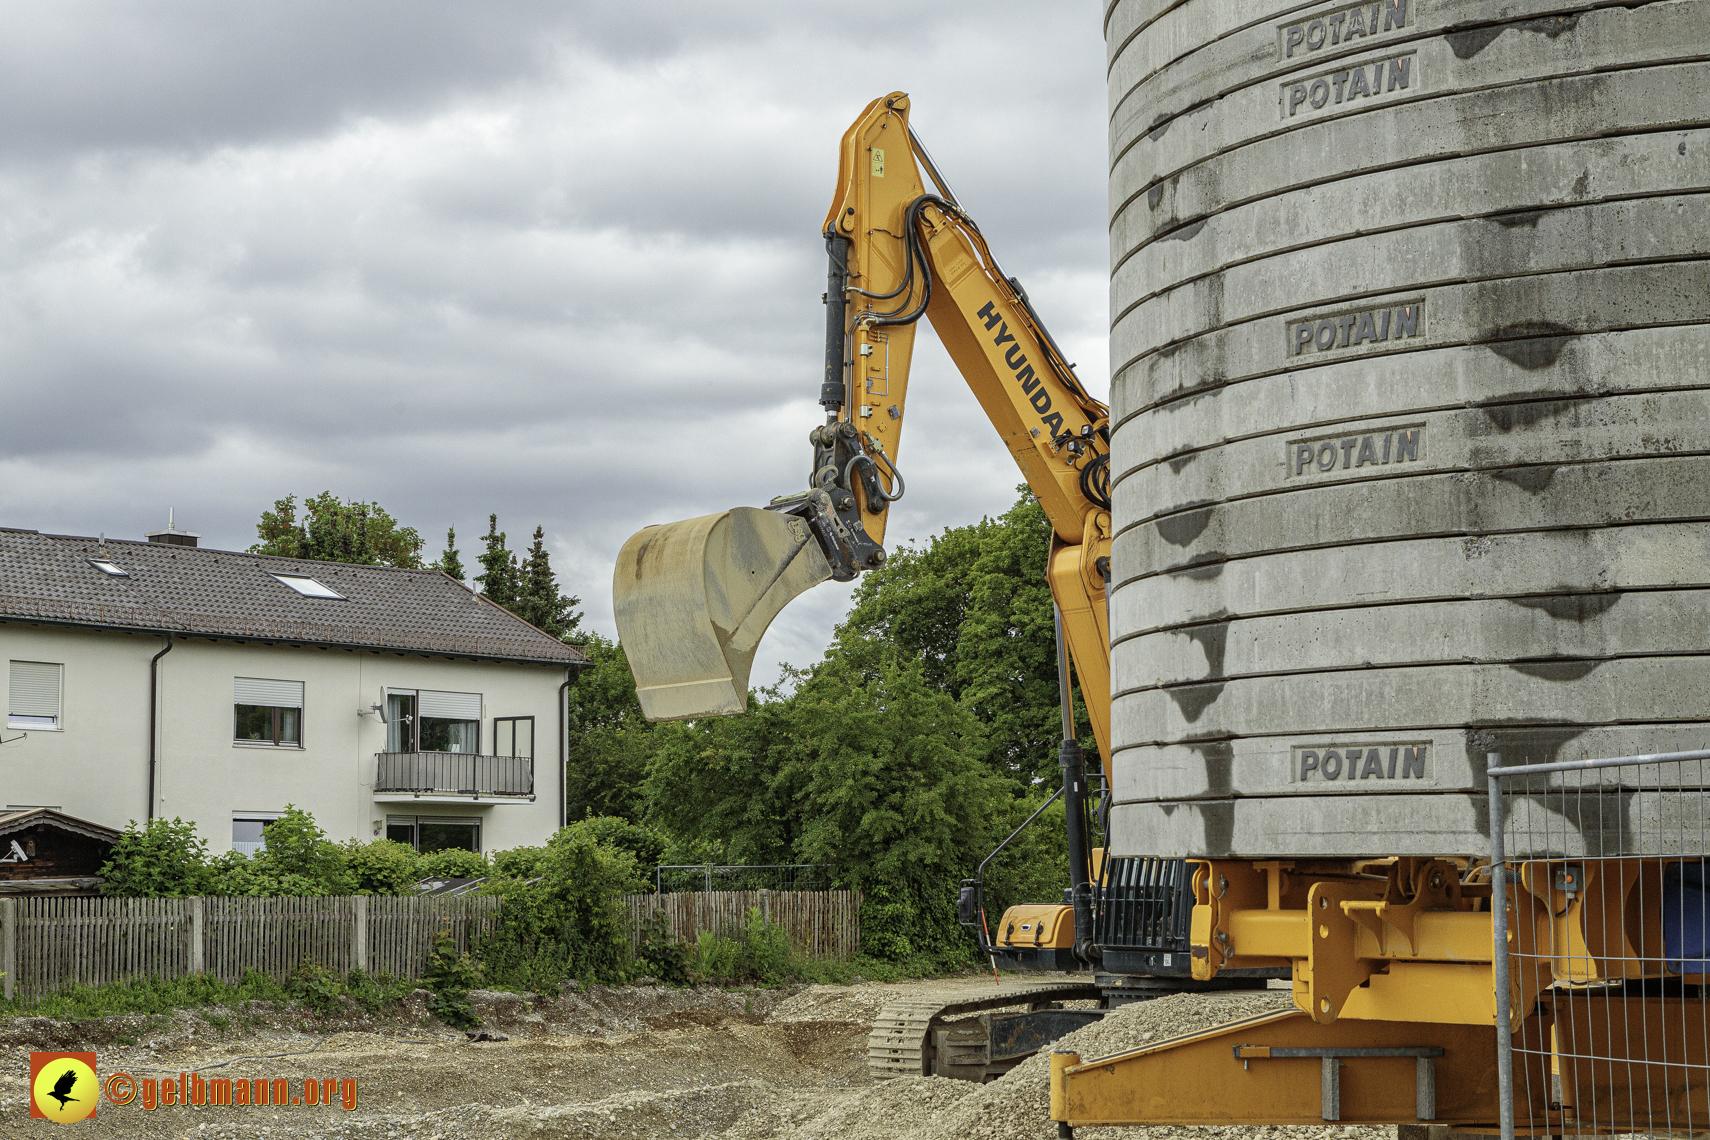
(1103, 0, 1710, 857)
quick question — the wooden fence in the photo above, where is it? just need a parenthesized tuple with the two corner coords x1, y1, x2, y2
(0, 894, 501, 1001)
(624, 889, 861, 960)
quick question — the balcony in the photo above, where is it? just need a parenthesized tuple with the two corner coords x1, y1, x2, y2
(372, 751, 535, 804)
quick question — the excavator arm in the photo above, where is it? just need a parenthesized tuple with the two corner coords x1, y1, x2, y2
(614, 92, 1115, 771)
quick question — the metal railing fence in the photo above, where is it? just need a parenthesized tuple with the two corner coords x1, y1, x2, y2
(374, 751, 534, 798)
(1488, 747, 1710, 1140)
(653, 864, 831, 894)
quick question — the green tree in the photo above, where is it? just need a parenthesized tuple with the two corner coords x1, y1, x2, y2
(476, 514, 520, 608)
(99, 818, 212, 897)
(432, 526, 466, 581)
(788, 658, 1003, 891)
(251, 492, 424, 568)
(830, 521, 987, 694)
(643, 694, 803, 868)
(823, 489, 1095, 784)
(513, 525, 583, 638)
(954, 492, 1096, 784)
(565, 635, 657, 822)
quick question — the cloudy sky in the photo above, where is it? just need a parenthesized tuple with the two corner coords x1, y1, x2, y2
(0, 1, 1111, 685)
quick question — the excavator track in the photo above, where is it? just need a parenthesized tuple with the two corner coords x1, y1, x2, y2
(865, 982, 1105, 1079)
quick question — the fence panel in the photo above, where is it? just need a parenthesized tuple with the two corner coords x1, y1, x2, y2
(4, 894, 501, 1000)
(624, 889, 861, 960)
(1489, 748, 1710, 1140)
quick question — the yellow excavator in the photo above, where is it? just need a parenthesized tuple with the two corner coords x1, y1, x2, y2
(617, 92, 1705, 1134)
(612, 91, 1269, 1083)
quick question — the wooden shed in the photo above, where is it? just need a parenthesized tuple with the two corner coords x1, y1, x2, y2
(0, 809, 120, 896)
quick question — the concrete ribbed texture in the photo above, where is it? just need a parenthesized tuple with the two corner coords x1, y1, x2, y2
(1104, 0, 1710, 858)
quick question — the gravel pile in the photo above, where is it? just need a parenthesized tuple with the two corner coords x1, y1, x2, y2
(776, 988, 1392, 1140)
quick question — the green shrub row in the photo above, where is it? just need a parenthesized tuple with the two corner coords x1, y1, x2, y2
(97, 808, 669, 899)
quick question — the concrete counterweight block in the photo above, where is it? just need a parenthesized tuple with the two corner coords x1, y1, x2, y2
(1103, 0, 1710, 859)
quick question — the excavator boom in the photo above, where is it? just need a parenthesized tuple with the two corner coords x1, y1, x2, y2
(613, 92, 1114, 769)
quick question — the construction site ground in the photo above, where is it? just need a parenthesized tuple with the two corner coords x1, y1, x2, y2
(0, 976, 1392, 1139)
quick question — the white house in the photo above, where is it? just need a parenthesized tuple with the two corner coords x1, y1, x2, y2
(0, 524, 587, 857)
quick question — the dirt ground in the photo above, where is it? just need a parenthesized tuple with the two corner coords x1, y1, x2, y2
(0, 978, 1394, 1139)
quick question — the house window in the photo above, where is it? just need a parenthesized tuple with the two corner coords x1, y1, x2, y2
(234, 678, 303, 746)
(386, 689, 480, 753)
(493, 716, 534, 758)
(386, 815, 480, 854)
(232, 814, 280, 856)
(8, 661, 63, 729)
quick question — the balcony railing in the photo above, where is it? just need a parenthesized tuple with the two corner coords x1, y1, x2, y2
(374, 751, 534, 799)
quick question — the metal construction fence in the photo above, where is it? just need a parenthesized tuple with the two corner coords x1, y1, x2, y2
(1488, 748, 1710, 1139)
(0, 894, 501, 1001)
(625, 889, 861, 960)
(654, 863, 832, 894)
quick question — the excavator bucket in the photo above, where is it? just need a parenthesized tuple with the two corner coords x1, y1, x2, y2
(612, 507, 833, 721)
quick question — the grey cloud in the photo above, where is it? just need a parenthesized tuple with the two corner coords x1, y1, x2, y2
(0, 1, 1109, 687)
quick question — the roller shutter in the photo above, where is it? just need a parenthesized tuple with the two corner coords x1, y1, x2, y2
(233, 678, 304, 708)
(9, 661, 62, 719)
(419, 690, 481, 720)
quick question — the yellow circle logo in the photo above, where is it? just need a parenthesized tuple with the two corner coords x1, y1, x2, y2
(32, 1056, 97, 1123)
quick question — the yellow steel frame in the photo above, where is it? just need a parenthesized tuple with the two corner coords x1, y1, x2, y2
(1052, 855, 1708, 1131)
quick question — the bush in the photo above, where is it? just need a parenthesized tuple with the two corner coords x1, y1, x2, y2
(342, 967, 408, 1014)
(285, 961, 345, 1015)
(858, 887, 916, 960)
(205, 807, 356, 897)
(631, 912, 692, 985)
(688, 909, 800, 986)
(99, 818, 213, 897)
(490, 846, 546, 880)
(421, 932, 484, 1029)
(737, 909, 798, 985)
(343, 839, 420, 895)
(574, 816, 668, 887)
(417, 847, 489, 880)
(473, 818, 645, 991)
(692, 931, 741, 983)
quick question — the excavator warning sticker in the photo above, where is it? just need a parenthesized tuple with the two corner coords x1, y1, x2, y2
(870, 147, 885, 178)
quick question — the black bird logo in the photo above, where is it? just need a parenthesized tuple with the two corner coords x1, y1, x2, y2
(46, 1066, 79, 1110)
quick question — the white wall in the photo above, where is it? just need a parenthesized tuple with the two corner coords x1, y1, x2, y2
(2, 622, 567, 855)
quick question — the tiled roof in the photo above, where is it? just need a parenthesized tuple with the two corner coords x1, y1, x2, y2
(0, 528, 587, 667)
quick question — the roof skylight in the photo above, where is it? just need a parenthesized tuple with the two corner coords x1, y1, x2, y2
(88, 559, 130, 577)
(270, 573, 346, 599)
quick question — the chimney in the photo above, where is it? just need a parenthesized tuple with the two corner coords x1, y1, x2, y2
(145, 507, 200, 548)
